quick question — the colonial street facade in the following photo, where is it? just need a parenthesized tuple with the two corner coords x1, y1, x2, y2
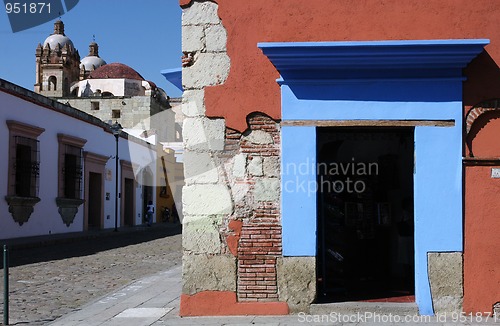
(0, 79, 158, 239)
(178, 0, 500, 317)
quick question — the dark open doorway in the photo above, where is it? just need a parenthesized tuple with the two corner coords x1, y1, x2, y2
(124, 178, 134, 226)
(316, 127, 414, 303)
(142, 168, 153, 224)
(88, 172, 102, 229)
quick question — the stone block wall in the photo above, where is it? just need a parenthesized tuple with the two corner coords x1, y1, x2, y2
(61, 95, 174, 142)
(428, 252, 463, 314)
(62, 96, 160, 128)
(180, 0, 288, 316)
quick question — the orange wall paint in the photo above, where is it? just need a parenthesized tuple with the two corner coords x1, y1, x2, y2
(464, 165, 500, 313)
(180, 291, 289, 316)
(465, 113, 500, 313)
(181, 0, 500, 131)
(226, 219, 242, 256)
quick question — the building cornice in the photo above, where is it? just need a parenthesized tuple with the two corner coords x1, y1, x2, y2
(259, 39, 490, 83)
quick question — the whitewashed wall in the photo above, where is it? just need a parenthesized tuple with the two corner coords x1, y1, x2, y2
(73, 78, 145, 97)
(0, 87, 157, 239)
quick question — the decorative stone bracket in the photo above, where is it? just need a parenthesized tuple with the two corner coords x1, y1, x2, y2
(5, 196, 41, 225)
(56, 197, 85, 226)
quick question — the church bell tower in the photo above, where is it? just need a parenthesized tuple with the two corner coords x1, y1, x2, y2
(35, 20, 80, 97)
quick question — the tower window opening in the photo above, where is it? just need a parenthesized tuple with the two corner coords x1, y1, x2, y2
(48, 76, 57, 91)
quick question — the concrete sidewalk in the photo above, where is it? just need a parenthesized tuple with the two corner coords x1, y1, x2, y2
(48, 265, 182, 326)
(47, 265, 300, 326)
(48, 265, 500, 326)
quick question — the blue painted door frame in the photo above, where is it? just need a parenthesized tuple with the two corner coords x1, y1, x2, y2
(260, 40, 488, 315)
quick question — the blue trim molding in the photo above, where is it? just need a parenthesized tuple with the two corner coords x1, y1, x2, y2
(259, 40, 488, 315)
(259, 39, 489, 82)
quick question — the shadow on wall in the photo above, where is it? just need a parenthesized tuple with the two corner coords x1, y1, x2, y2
(464, 50, 500, 108)
(467, 108, 500, 157)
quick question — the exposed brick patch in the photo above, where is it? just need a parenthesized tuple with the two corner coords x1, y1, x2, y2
(237, 202, 282, 301)
(465, 99, 500, 135)
(217, 113, 282, 302)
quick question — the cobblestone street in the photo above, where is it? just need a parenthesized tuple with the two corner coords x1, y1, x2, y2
(0, 224, 182, 325)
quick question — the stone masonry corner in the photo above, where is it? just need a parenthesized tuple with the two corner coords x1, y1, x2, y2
(428, 252, 464, 314)
(277, 256, 316, 312)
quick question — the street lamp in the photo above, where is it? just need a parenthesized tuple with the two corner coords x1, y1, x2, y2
(110, 121, 123, 232)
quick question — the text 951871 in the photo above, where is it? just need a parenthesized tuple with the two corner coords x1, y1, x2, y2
(5, 2, 51, 14)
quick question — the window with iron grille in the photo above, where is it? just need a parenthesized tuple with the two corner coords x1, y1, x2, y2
(5, 121, 44, 225)
(12, 136, 40, 197)
(63, 144, 83, 199)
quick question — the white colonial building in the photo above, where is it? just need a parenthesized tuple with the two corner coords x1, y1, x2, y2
(0, 78, 158, 240)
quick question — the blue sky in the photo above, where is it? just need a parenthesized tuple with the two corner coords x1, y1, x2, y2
(0, 0, 183, 97)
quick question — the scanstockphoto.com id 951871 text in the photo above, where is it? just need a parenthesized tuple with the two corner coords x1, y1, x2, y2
(297, 311, 499, 324)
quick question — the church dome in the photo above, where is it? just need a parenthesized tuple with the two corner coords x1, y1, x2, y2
(80, 56, 107, 70)
(43, 20, 74, 49)
(43, 34, 74, 49)
(80, 42, 106, 71)
(89, 63, 145, 80)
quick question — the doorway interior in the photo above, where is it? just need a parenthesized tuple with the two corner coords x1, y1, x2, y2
(124, 178, 134, 226)
(316, 127, 415, 303)
(88, 172, 102, 229)
(142, 168, 153, 225)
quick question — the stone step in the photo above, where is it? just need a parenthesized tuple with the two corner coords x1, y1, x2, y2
(310, 301, 419, 316)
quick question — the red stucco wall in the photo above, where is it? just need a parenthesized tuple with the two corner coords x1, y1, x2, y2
(183, 0, 500, 131)
(465, 112, 500, 313)
(464, 165, 500, 313)
(180, 291, 289, 316)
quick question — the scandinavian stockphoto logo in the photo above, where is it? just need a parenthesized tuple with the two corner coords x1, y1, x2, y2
(282, 158, 379, 196)
(4, 0, 79, 32)
(126, 99, 253, 222)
